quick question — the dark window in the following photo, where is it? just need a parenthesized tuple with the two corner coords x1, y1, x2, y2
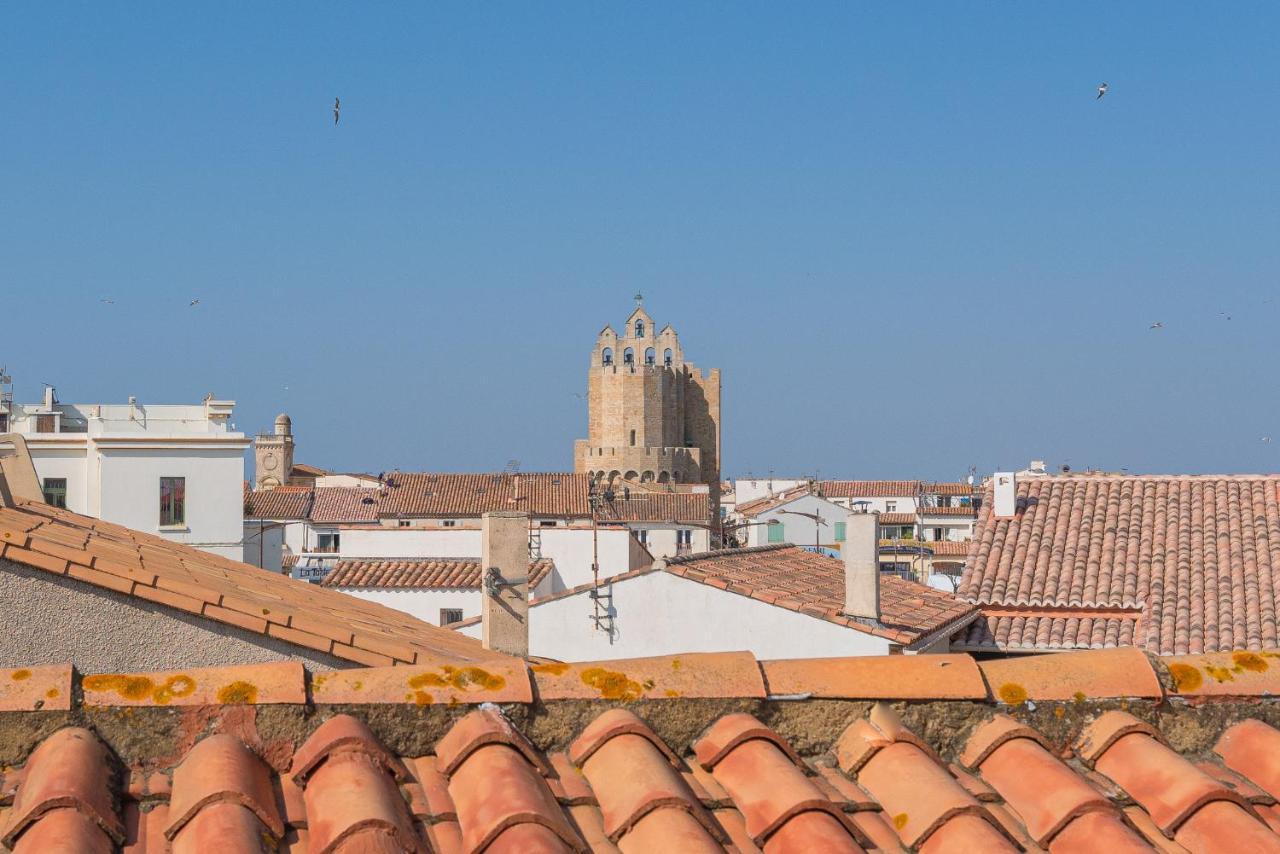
(602, 347, 613, 366)
(629, 429, 636, 446)
(664, 348, 673, 367)
(635, 529, 648, 545)
(645, 347, 656, 366)
(398, 520, 411, 528)
(159, 477, 185, 526)
(316, 532, 340, 552)
(0, 413, 8, 432)
(440, 608, 463, 625)
(539, 520, 556, 527)
(635, 320, 645, 337)
(442, 520, 457, 527)
(623, 348, 634, 365)
(35, 414, 55, 433)
(42, 478, 67, 509)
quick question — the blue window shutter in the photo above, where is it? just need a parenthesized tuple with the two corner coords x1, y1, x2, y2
(834, 521, 846, 542)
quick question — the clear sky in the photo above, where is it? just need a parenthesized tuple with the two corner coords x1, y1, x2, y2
(3, 4, 1278, 480)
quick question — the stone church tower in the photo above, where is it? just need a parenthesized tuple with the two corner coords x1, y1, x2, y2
(253, 413, 295, 490)
(574, 296, 721, 501)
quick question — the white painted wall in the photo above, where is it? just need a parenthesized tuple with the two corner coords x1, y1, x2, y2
(734, 478, 806, 504)
(96, 447, 247, 560)
(826, 495, 919, 514)
(242, 522, 284, 572)
(629, 524, 710, 560)
(339, 587, 480, 626)
(338, 527, 483, 557)
(457, 571, 891, 660)
(745, 494, 852, 548)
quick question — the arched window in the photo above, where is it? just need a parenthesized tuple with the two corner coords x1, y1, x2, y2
(635, 319, 645, 338)
(641, 471, 655, 483)
(623, 348, 634, 365)
(657, 471, 670, 483)
(629, 429, 636, 446)
(644, 347, 656, 366)
(663, 348, 673, 367)
(602, 347, 613, 366)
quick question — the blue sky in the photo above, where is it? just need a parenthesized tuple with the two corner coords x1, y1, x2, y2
(3, 3, 1278, 479)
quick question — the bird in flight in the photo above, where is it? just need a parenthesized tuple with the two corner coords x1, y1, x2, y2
(1263, 437, 1273, 444)
(189, 299, 200, 307)
(1220, 312, 1232, 321)
(100, 298, 114, 305)
(1097, 83, 1108, 100)
(333, 97, 340, 125)
(1149, 321, 1164, 330)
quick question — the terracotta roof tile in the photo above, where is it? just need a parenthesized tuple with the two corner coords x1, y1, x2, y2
(0, 500, 511, 667)
(978, 646, 1163, 702)
(243, 486, 313, 520)
(0, 664, 71, 711)
(535, 652, 766, 702)
(819, 480, 922, 498)
(1, 651, 1280, 852)
(323, 557, 555, 590)
(963, 474, 1280, 655)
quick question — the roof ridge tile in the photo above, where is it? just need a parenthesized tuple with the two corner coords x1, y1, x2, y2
(165, 734, 283, 843)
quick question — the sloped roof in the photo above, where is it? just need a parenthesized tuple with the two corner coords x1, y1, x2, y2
(252, 472, 712, 525)
(961, 474, 1280, 655)
(3, 648, 1280, 852)
(243, 485, 313, 520)
(322, 557, 556, 590)
(0, 500, 506, 666)
(820, 480, 921, 498)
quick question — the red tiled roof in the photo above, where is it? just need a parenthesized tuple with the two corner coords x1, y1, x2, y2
(925, 541, 973, 557)
(924, 481, 979, 496)
(962, 474, 1280, 655)
(0, 500, 507, 667)
(243, 486, 313, 520)
(917, 505, 978, 517)
(735, 484, 813, 518)
(277, 472, 711, 525)
(322, 557, 556, 590)
(309, 486, 381, 524)
(878, 513, 916, 525)
(820, 480, 921, 498)
(5, 648, 1280, 852)
(660, 544, 972, 646)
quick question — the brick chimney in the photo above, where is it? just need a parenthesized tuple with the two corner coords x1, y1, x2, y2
(481, 511, 530, 656)
(843, 509, 880, 620)
(993, 472, 1017, 518)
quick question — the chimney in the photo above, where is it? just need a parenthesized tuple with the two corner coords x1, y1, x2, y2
(843, 509, 880, 620)
(993, 472, 1017, 518)
(481, 511, 530, 656)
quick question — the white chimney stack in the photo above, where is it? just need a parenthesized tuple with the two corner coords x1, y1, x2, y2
(843, 510, 880, 620)
(993, 472, 1017, 518)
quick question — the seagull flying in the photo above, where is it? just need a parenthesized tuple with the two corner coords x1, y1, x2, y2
(1097, 83, 1108, 100)
(1220, 312, 1232, 321)
(1263, 437, 1273, 444)
(1149, 321, 1164, 330)
(189, 299, 200, 307)
(333, 97, 340, 125)
(100, 298, 114, 305)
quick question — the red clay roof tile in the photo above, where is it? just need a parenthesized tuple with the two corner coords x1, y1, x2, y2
(323, 557, 555, 590)
(435, 708, 552, 778)
(309, 658, 532, 706)
(169, 802, 272, 854)
(10, 807, 114, 854)
(978, 646, 1163, 702)
(1216, 720, 1280, 801)
(166, 734, 282, 843)
(303, 751, 424, 853)
(0, 664, 71, 712)
(760, 653, 986, 700)
(82, 661, 305, 708)
(535, 652, 766, 702)
(1174, 798, 1280, 853)
(290, 715, 409, 787)
(1, 728, 123, 849)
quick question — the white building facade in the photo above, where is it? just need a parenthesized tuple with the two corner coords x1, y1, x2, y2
(3, 384, 250, 560)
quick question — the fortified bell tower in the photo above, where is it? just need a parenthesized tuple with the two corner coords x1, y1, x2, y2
(253, 413, 295, 490)
(574, 296, 721, 502)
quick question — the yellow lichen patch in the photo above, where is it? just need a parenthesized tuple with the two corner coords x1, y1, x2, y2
(580, 667, 645, 701)
(83, 674, 157, 701)
(152, 675, 197, 705)
(664, 689, 682, 698)
(11, 669, 31, 681)
(530, 662, 571, 676)
(1168, 663, 1203, 692)
(893, 813, 909, 830)
(1233, 651, 1268, 673)
(1053, 707, 1065, 719)
(45, 688, 58, 699)
(1204, 664, 1235, 684)
(352, 680, 363, 691)
(997, 682, 1028, 706)
(413, 691, 433, 706)
(217, 681, 258, 704)
(671, 658, 682, 671)
(408, 666, 506, 694)
(1072, 691, 1087, 704)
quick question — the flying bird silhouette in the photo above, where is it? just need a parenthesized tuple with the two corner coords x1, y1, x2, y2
(1097, 83, 1108, 100)
(1263, 437, 1273, 444)
(189, 299, 200, 307)
(100, 298, 114, 305)
(333, 97, 340, 125)
(1149, 322, 1164, 330)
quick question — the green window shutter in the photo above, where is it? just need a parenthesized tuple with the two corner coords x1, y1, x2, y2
(834, 521, 846, 542)
(767, 521, 785, 543)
